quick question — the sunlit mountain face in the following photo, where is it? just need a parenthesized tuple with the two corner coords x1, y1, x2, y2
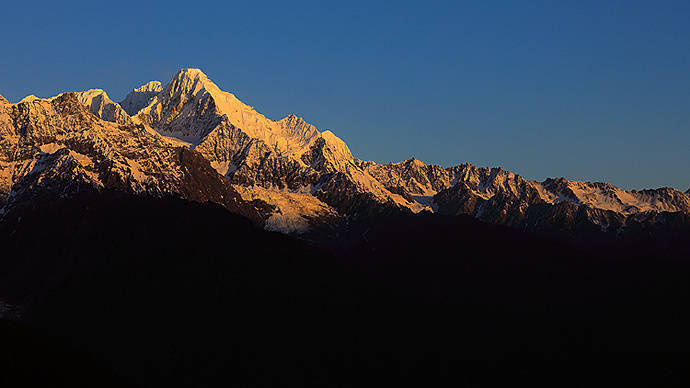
(2, 69, 689, 235)
(1, 70, 690, 388)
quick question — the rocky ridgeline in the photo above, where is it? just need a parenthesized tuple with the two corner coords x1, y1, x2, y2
(1, 69, 688, 235)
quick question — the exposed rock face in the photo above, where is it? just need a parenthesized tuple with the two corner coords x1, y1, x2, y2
(0, 93, 264, 223)
(2, 68, 688, 234)
(119, 81, 163, 116)
(0, 95, 8, 104)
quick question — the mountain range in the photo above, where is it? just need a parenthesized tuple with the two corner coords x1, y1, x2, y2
(1, 68, 688, 235)
(2, 68, 690, 387)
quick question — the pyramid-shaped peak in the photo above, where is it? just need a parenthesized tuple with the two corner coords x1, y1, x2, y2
(164, 68, 220, 96)
(175, 68, 210, 81)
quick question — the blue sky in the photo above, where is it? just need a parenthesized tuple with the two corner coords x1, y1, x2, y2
(2, 0, 688, 190)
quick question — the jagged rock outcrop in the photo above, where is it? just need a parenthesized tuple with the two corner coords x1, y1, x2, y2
(0, 95, 8, 104)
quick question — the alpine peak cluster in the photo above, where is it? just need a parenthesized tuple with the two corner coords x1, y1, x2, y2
(1, 69, 688, 234)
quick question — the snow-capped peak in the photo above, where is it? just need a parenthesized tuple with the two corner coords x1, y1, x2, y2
(2, 69, 689, 235)
(75, 89, 132, 125)
(134, 80, 163, 93)
(120, 81, 164, 116)
(135, 68, 335, 159)
(177, 68, 207, 78)
(166, 68, 211, 94)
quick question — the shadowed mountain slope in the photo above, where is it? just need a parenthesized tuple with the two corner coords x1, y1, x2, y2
(1, 192, 690, 387)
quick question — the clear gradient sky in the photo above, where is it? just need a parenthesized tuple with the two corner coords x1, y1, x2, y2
(2, 0, 688, 190)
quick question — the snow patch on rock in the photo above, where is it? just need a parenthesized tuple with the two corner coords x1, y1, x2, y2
(234, 184, 337, 233)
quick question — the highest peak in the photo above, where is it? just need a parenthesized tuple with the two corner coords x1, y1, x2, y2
(133, 80, 162, 93)
(165, 68, 219, 96)
(174, 68, 209, 81)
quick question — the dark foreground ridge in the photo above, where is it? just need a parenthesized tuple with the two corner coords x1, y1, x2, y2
(1, 192, 690, 387)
